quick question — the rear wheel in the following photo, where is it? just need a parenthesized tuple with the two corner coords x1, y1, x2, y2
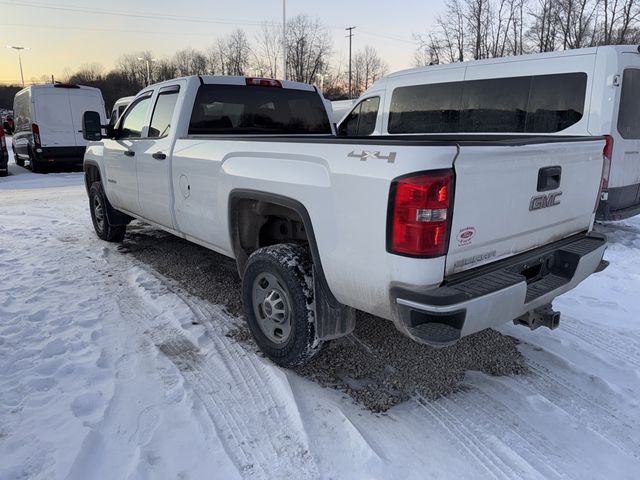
(29, 147, 44, 173)
(14, 148, 24, 167)
(89, 182, 126, 242)
(242, 243, 323, 367)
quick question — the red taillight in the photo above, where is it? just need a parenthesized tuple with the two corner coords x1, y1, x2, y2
(389, 170, 454, 257)
(245, 77, 282, 88)
(31, 123, 41, 148)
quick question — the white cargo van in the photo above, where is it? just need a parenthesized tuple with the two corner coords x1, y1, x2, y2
(338, 45, 640, 220)
(330, 99, 356, 123)
(109, 95, 134, 125)
(12, 83, 106, 172)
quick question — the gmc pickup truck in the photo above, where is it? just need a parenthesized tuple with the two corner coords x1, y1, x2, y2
(81, 75, 608, 367)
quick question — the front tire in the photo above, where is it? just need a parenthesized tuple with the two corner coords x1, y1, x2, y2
(89, 182, 126, 242)
(242, 243, 323, 367)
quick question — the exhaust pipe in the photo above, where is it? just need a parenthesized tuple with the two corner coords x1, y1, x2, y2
(513, 304, 560, 331)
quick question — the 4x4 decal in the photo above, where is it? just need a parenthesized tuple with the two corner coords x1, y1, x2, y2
(347, 150, 397, 163)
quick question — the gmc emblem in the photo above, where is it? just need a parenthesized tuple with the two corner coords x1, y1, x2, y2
(530, 192, 562, 211)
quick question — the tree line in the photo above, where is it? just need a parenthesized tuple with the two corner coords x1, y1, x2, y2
(61, 14, 387, 111)
(415, 0, 640, 65)
(3, 4, 640, 111)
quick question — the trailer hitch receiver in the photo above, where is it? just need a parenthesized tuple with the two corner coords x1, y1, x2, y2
(513, 304, 560, 331)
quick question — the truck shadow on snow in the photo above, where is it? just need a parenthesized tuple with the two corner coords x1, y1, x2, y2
(121, 222, 528, 413)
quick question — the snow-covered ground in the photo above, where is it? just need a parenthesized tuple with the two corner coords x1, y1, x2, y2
(1, 136, 639, 480)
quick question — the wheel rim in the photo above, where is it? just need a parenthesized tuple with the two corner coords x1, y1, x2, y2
(93, 195, 105, 232)
(252, 272, 292, 344)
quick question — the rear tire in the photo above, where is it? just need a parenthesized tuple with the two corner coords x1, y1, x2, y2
(29, 147, 44, 173)
(89, 182, 126, 242)
(14, 149, 24, 167)
(242, 243, 323, 367)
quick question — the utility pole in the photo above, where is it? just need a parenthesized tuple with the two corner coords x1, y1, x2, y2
(282, 0, 287, 80)
(345, 27, 355, 99)
(6, 45, 30, 87)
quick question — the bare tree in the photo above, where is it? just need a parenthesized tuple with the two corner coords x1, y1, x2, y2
(353, 46, 388, 96)
(286, 14, 332, 84)
(527, 0, 560, 51)
(556, 0, 600, 49)
(173, 49, 207, 77)
(254, 22, 282, 78)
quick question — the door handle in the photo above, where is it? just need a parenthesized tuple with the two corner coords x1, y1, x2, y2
(124, 150, 135, 157)
(537, 166, 561, 192)
(152, 152, 166, 160)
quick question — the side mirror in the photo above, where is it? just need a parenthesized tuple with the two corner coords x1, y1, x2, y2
(82, 111, 103, 141)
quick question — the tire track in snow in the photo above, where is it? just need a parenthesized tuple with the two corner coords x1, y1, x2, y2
(110, 258, 320, 480)
(413, 395, 520, 480)
(560, 317, 640, 369)
(516, 358, 640, 462)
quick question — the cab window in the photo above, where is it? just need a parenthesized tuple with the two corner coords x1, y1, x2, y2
(338, 97, 380, 136)
(117, 95, 151, 139)
(149, 88, 180, 138)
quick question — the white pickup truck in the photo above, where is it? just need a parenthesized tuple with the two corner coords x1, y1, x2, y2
(81, 75, 608, 367)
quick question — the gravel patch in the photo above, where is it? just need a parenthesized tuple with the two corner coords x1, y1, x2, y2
(123, 223, 529, 412)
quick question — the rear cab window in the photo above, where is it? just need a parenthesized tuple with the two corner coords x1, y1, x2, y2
(617, 69, 640, 139)
(188, 84, 331, 135)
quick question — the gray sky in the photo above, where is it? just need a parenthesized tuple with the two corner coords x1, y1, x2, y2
(0, 0, 444, 84)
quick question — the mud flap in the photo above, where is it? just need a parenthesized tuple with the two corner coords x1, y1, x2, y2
(313, 265, 355, 340)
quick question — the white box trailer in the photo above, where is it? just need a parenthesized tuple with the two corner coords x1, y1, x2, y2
(13, 83, 106, 172)
(338, 45, 640, 221)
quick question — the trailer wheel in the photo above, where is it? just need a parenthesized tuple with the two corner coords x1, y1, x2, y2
(242, 243, 323, 367)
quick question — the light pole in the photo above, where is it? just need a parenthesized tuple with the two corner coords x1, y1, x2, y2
(316, 73, 326, 94)
(282, 0, 287, 80)
(6, 45, 30, 87)
(345, 27, 355, 98)
(137, 57, 157, 86)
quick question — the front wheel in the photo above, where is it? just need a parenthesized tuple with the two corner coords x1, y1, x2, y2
(242, 243, 323, 367)
(89, 182, 126, 242)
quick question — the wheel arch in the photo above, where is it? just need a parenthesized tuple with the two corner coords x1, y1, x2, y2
(228, 189, 355, 340)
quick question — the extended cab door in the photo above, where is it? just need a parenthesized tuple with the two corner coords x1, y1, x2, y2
(103, 93, 152, 212)
(134, 84, 182, 228)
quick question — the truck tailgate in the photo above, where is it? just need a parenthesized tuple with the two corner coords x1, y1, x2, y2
(446, 138, 604, 276)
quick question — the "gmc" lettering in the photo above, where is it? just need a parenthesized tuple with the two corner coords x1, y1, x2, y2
(529, 192, 562, 211)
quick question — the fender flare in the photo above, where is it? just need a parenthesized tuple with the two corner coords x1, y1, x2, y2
(229, 189, 355, 340)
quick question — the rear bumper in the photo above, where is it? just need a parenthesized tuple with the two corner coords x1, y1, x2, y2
(33, 146, 86, 165)
(391, 233, 607, 346)
(597, 185, 640, 221)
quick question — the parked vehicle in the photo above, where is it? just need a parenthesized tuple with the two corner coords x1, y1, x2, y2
(109, 96, 134, 126)
(13, 83, 106, 172)
(2, 114, 14, 135)
(330, 99, 356, 123)
(0, 126, 8, 176)
(338, 45, 640, 221)
(82, 75, 607, 367)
